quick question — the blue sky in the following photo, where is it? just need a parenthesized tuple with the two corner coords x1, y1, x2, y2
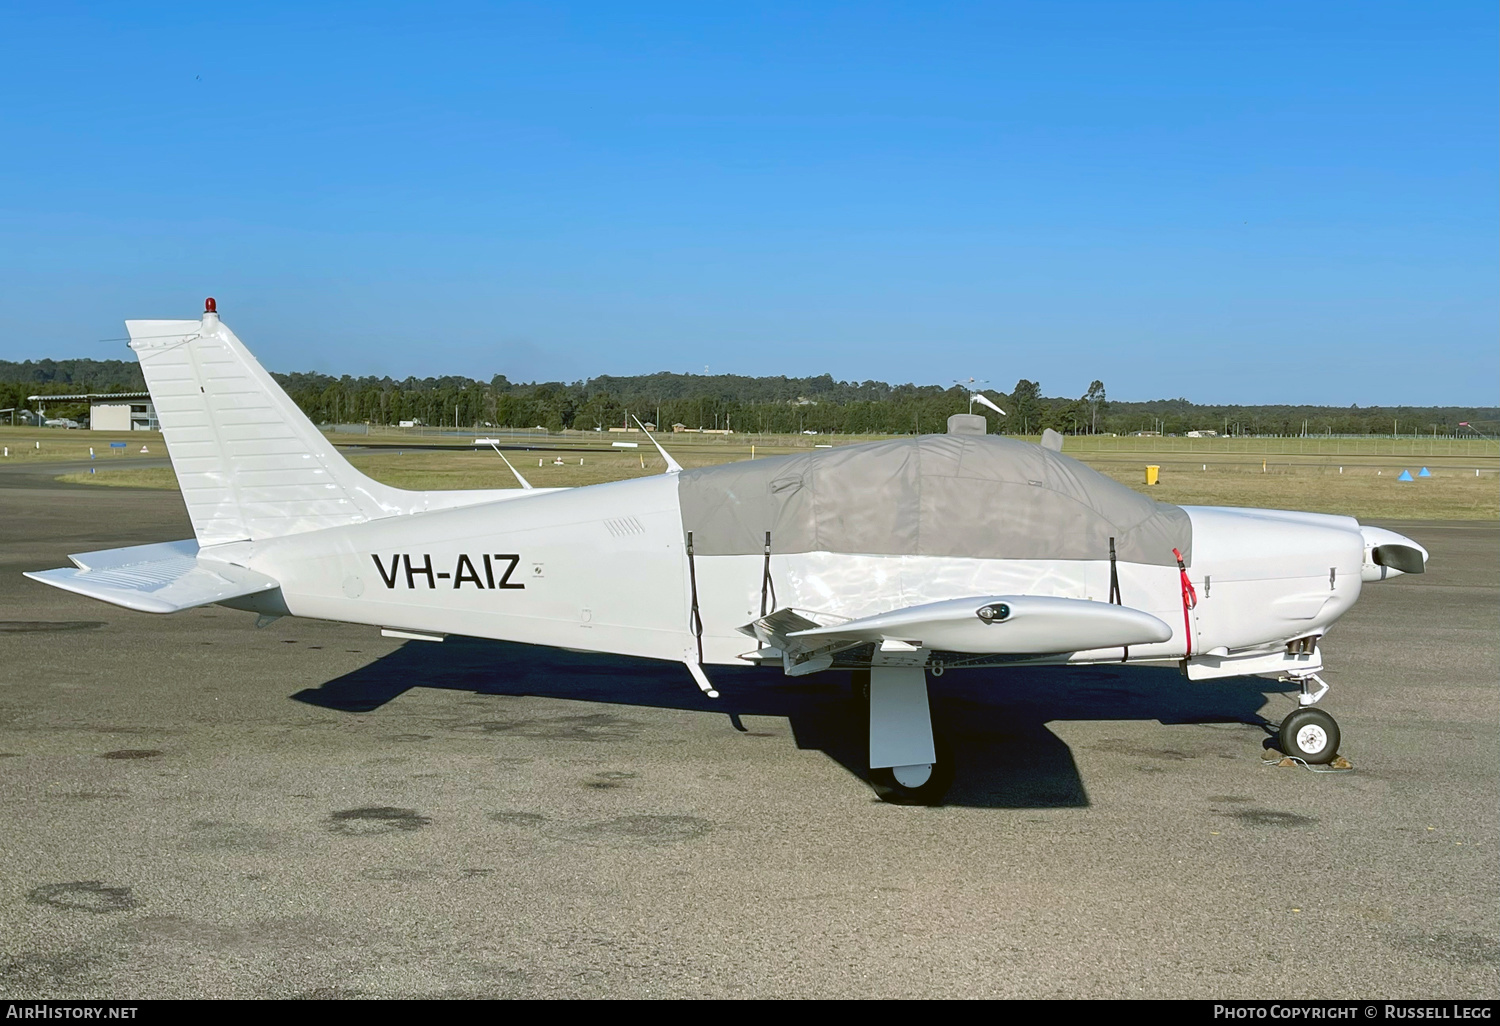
(1, 1, 1494, 404)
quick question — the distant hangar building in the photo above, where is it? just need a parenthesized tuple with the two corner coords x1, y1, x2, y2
(28, 392, 158, 431)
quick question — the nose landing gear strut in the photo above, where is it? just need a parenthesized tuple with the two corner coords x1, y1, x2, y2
(1277, 672, 1341, 765)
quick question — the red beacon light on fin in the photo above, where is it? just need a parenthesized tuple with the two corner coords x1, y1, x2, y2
(204, 297, 217, 314)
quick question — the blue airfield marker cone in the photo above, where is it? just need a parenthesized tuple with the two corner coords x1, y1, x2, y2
(1418, 467, 1431, 477)
(1397, 469, 1414, 482)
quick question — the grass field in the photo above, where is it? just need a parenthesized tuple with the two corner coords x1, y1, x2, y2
(0, 425, 162, 462)
(1094, 461, 1496, 520)
(42, 425, 1497, 521)
(1059, 434, 1497, 459)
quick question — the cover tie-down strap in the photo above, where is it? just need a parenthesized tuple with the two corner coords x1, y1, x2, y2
(1172, 547, 1198, 657)
(687, 531, 704, 664)
(757, 531, 777, 651)
(760, 531, 776, 616)
(1109, 536, 1128, 663)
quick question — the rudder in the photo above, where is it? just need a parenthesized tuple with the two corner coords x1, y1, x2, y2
(128, 300, 407, 546)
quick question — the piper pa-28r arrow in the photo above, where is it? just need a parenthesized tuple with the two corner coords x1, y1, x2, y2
(28, 301, 1429, 803)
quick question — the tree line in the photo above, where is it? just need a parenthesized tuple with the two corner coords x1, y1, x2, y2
(2, 357, 1494, 437)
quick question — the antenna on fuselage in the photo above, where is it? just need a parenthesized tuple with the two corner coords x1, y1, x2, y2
(486, 443, 535, 489)
(632, 415, 683, 474)
(973, 392, 1006, 416)
(955, 377, 1006, 417)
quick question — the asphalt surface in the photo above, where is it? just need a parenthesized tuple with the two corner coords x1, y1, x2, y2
(1, 460, 1495, 999)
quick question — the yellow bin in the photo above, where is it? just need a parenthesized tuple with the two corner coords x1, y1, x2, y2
(1145, 465, 1160, 486)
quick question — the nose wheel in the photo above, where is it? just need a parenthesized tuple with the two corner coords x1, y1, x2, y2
(1278, 707, 1341, 764)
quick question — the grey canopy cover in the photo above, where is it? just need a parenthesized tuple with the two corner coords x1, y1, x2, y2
(677, 435, 1191, 566)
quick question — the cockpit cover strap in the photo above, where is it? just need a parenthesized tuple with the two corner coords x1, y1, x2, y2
(1173, 547, 1198, 657)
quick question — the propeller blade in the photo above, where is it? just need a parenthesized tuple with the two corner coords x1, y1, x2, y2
(1372, 543, 1425, 575)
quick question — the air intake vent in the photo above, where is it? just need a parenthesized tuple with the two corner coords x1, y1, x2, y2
(603, 516, 646, 538)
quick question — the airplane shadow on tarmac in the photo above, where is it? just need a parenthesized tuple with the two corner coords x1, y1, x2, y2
(292, 638, 1291, 810)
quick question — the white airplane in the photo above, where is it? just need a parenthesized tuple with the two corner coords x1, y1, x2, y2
(27, 301, 1429, 804)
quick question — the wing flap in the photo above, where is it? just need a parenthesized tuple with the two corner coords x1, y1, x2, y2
(787, 595, 1172, 654)
(26, 540, 280, 614)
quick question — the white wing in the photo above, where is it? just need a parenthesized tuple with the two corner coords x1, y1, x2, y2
(784, 595, 1170, 654)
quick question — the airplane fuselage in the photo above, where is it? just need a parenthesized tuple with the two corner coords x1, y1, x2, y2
(234, 472, 1371, 679)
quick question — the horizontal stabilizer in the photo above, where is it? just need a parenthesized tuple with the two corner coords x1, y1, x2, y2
(25, 540, 280, 614)
(787, 595, 1172, 654)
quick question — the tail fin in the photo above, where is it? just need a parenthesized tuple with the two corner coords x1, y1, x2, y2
(128, 302, 412, 546)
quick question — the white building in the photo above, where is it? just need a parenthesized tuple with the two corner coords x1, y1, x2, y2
(28, 392, 157, 431)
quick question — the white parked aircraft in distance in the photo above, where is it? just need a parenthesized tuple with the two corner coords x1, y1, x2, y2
(27, 301, 1429, 803)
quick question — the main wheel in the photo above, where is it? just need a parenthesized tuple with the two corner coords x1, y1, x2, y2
(869, 739, 955, 805)
(1278, 707, 1341, 764)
